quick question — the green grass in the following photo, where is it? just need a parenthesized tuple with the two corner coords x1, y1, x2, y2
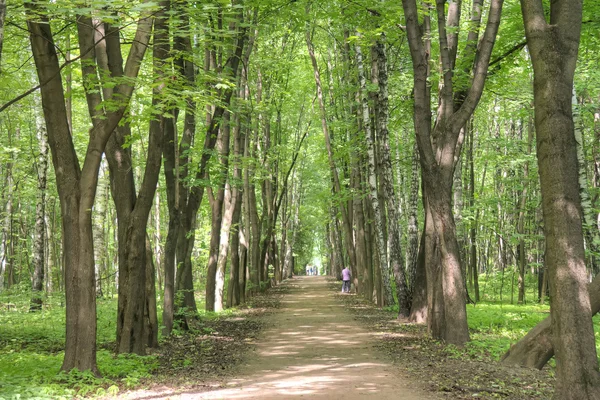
(475, 270, 542, 304)
(385, 271, 600, 365)
(0, 349, 158, 399)
(0, 283, 220, 399)
(466, 302, 600, 363)
(466, 302, 550, 360)
(0, 289, 170, 399)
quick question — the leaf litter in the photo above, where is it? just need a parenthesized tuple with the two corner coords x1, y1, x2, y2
(329, 280, 554, 399)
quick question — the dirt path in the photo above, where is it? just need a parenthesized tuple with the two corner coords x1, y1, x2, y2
(127, 276, 436, 399)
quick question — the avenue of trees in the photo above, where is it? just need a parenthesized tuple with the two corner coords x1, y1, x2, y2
(1, 0, 600, 397)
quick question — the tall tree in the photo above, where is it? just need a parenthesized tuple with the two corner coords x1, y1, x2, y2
(206, 113, 231, 312)
(374, 36, 411, 316)
(401, 0, 503, 344)
(355, 39, 394, 306)
(521, 0, 600, 397)
(27, 2, 153, 372)
(305, 16, 358, 293)
(0, 0, 5, 70)
(175, 6, 246, 315)
(30, 92, 49, 311)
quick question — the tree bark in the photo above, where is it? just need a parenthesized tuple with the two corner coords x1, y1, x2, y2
(144, 237, 159, 349)
(468, 124, 484, 302)
(521, 0, 600, 397)
(401, 0, 503, 345)
(245, 128, 260, 293)
(517, 117, 532, 304)
(161, 2, 195, 336)
(406, 142, 420, 298)
(374, 37, 411, 316)
(30, 91, 49, 310)
(27, 1, 152, 372)
(352, 162, 369, 297)
(0, 129, 14, 290)
(176, 13, 246, 311)
(0, 0, 6, 71)
(409, 228, 428, 323)
(206, 112, 231, 312)
(227, 114, 245, 308)
(357, 41, 393, 303)
(92, 166, 109, 298)
(85, 10, 163, 354)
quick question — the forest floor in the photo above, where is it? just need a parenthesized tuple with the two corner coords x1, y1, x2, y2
(335, 284, 555, 399)
(115, 276, 554, 399)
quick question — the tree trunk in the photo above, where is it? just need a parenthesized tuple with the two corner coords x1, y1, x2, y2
(283, 174, 301, 280)
(212, 113, 234, 312)
(332, 209, 345, 281)
(175, 11, 246, 313)
(409, 228, 427, 323)
(86, 11, 164, 354)
(45, 201, 56, 294)
(153, 191, 163, 292)
(468, 125, 483, 302)
(246, 135, 261, 293)
(30, 91, 49, 310)
(352, 164, 369, 297)
(402, 0, 502, 345)
(406, 142, 420, 298)
(521, 0, 600, 396)
(161, 2, 196, 335)
(144, 237, 159, 349)
(227, 115, 245, 307)
(92, 167, 109, 298)
(239, 219, 248, 304)
(356, 41, 393, 306)
(27, 1, 152, 372)
(0, 129, 14, 290)
(517, 117, 532, 304)
(374, 37, 411, 316)
(206, 171, 226, 312)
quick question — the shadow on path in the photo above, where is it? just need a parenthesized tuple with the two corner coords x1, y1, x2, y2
(124, 276, 435, 399)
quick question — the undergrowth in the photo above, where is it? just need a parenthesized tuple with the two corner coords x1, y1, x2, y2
(0, 289, 160, 399)
(0, 284, 276, 399)
(386, 272, 600, 363)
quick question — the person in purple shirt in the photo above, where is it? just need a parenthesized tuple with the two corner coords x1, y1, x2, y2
(341, 266, 351, 293)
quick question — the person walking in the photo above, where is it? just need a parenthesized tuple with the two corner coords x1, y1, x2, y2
(341, 266, 351, 293)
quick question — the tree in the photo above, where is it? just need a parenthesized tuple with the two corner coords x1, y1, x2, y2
(401, 0, 504, 344)
(356, 39, 394, 306)
(26, 2, 153, 373)
(0, 0, 5, 70)
(30, 91, 48, 311)
(305, 13, 358, 295)
(520, 0, 600, 396)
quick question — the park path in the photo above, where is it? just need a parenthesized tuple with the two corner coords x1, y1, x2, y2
(130, 276, 435, 399)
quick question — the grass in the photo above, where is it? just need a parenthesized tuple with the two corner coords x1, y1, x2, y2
(463, 272, 600, 362)
(0, 287, 207, 399)
(2, 272, 599, 398)
(466, 302, 600, 363)
(386, 271, 600, 365)
(466, 302, 550, 360)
